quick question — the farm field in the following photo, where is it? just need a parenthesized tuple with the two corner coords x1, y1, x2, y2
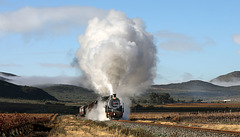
(130, 103, 240, 132)
(1, 103, 240, 136)
(130, 112, 240, 130)
(150, 103, 240, 108)
(131, 102, 240, 112)
(0, 102, 78, 114)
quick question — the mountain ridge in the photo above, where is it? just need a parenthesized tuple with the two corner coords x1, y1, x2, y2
(210, 71, 240, 82)
(149, 80, 240, 100)
(1, 71, 240, 101)
(0, 80, 57, 101)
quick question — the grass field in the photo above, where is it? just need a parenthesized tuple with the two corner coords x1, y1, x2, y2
(131, 102, 240, 113)
(130, 103, 240, 132)
(150, 103, 240, 108)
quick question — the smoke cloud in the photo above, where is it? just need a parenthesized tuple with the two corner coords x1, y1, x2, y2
(76, 10, 156, 120)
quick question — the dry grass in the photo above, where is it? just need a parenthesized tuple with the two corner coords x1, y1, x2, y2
(142, 103, 240, 108)
(130, 111, 240, 132)
(130, 112, 240, 123)
(49, 115, 153, 137)
(143, 103, 240, 108)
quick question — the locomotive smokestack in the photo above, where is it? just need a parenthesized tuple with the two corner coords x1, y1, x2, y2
(113, 94, 116, 99)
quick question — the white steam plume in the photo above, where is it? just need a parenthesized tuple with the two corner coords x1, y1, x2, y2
(76, 10, 156, 120)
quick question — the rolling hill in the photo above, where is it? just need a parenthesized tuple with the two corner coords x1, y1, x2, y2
(210, 71, 240, 82)
(0, 80, 57, 101)
(149, 80, 240, 100)
(0, 72, 18, 77)
(0, 72, 19, 82)
(1, 71, 240, 102)
(210, 71, 240, 86)
(42, 84, 98, 103)
(0, 72, 18, 82)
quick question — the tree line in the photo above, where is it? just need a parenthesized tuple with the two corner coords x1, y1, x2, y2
(149, 92, 174, 104)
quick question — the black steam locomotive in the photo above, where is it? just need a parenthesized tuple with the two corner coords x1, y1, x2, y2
(79, 94, 124, 120)
(105, 94, 124, 120)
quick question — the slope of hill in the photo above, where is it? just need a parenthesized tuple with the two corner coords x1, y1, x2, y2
(42, 84, 98, 103)
(210, 71, 240, 82)
(153, 80, 226, 91)
(149, 80, 240, 100)
(0, 72, 18, 82)
(0, 76, 10, 81)
(0, 80, 57, 101)
(0, 72, 19, 82)
(0, 72, 18, 77)
(210, 71, 240, 86)
(229, 85, 240, 91)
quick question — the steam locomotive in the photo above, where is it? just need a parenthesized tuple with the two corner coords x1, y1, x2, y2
(79, 94, 124, 120)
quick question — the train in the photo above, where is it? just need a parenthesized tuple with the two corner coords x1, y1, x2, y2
(79, 94, 124, 120)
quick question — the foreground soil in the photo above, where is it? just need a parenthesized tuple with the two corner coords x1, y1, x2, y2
(48, 115, 120, 137)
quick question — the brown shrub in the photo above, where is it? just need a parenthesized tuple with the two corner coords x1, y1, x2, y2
(172, 116, 180, 122)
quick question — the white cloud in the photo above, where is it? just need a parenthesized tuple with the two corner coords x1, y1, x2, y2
(159, 41, 201, 51)
(182, 72, 194, 82)
(157, 31, 215, 51)
(40, 63, 73, 69)
(157, 31, 192, 40)
(0, 6, 107, 35)
(0, 63, 22, 67)
(233, 34, 240, 45)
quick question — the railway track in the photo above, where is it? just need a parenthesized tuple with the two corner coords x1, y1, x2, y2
(109, 119, 240, 137)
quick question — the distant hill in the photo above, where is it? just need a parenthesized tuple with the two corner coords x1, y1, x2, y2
(42, 84, 98, 103)
(152, 80, 225, 91)
(0, 80, 57, 101)
(0, 72, 19, 82)
(2, 71, 240, 102)
(0, 76, 10, 81)
(228, 85, 240, 91)
(210, 71, 240, 86)
(0, 72, 18, 77)
(148, 80, 240, 100)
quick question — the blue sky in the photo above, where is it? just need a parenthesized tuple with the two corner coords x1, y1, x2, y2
(0, 0, 240, 84)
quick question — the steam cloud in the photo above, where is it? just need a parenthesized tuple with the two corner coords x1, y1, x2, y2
(76, 10, 156, 120)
